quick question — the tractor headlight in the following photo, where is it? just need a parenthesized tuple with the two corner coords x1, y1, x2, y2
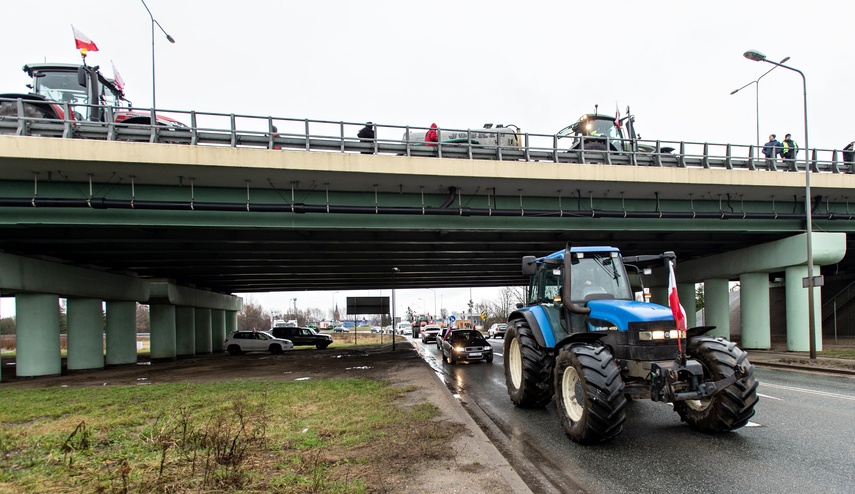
(638, 330, 686, 341)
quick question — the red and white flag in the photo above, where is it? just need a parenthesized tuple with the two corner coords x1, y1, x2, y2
(71, 25, 99, 52)
(668, 260, 687, 333)
(111, 61, 125, 91)
(614, 103, 621, 129)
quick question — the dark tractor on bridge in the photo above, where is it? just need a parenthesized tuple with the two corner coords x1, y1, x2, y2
(504, 245, 758, 444)
(0, 63, 184, 128)
(554, 106, 674, 156)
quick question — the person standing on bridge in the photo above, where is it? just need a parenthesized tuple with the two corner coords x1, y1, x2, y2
(781, 133, 798, 171)
(357, 122, 375, 154)
(425, 123, 439, 146)
(762, 134, 782, 171)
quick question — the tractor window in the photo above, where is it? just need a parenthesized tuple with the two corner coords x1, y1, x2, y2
(33, 71, 87, 107)
(571, 254, 633, 301)
(529, 265, 561, 304)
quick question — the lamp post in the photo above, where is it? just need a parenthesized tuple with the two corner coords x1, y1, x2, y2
(743, 49, 816, 360)
(391, 267, 399, 350)
(730, 56, 790, 148)
(331, 291, 339, 321)
(140, 0, 175, 125)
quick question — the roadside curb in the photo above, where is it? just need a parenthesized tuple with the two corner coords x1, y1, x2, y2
(408, 339, 534, 494)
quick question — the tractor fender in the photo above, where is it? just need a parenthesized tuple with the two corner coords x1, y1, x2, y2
(509, 308, 550, 349)
(686, 325, 717, 339)
(553, 332, 608, 353)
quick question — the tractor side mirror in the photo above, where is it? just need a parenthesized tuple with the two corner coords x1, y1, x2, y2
(77, 67, 87, 87)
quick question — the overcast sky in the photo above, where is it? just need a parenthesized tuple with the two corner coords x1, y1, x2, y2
(1, 0, 850, 319)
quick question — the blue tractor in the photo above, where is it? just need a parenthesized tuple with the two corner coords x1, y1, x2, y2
(504, 245, 758, 444)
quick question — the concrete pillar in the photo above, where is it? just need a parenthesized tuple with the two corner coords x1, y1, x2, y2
(211, 309, 226, 352)
(175, 306, 196, 356)
(66, 298, 104, 370)
(704, 279, 730, 339)
(16, 293, 61, 377)
(740, 273, 771, 349)
(105, 301, 138, 365)
(195, 308, 212, 354)
(149, 304, 176, 360)
(677, 282, 697, 328)
(649, 286, 668, 306)
(785, 265, 823, 352)
(226, 310, 238, 334)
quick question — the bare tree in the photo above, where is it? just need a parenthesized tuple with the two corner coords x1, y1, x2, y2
(136, 303, 150, 333)
(238, 298, 270, 332)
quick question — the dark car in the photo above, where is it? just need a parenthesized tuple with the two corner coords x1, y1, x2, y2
(440, 329, 493, 365)
(420, 324, 442, 343)
(270, 326, 333, 349)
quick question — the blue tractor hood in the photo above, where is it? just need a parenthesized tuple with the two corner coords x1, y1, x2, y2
(585, 299, 676, 330)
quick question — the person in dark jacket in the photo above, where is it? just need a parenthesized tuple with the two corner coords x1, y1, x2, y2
(425, 123, 439, 146)
(762, 134, 782, 171)
(358, 122, 375, 154)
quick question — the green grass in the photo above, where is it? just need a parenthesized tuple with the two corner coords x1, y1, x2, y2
(0, 378, 450, 493)
(820, 348, 855, 359)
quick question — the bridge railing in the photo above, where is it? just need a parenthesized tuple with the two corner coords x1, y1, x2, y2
(1, 96, 852, 173)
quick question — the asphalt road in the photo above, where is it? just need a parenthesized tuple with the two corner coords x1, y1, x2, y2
(412, 336, 855, 494)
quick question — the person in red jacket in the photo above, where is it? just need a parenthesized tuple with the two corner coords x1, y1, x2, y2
(425, 123, 439, 146)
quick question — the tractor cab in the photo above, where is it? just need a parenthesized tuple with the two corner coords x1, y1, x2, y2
(24, 63, 127, 122)
(556, 112, 635, 152)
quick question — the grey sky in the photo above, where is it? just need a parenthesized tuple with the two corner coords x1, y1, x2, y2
(1, 0, 849, 318)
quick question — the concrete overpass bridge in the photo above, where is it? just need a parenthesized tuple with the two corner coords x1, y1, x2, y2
(1, 114, 854, 380)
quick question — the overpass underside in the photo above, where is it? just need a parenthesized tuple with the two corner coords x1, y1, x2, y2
(0, 136, 853, 379)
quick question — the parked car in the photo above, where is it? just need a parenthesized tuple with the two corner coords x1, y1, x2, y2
(420, 324, 442, 343)
(396, 322, 411, 335)
(270, 326, 333, 349)
(224, 331, 293, 355)
(487, 323, 508, 339)
(333, 327, 350, 333)
(370, 326, 382, 333)
(440, 329, 493, 364)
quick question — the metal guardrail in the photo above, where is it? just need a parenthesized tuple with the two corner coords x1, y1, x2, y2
(1, 96, 853, 173)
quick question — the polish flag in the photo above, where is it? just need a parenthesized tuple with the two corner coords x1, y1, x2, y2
(668, 260, 687, 353)
(614, 103, 621, 129)
(71, 25, 99, 52)
(112, 61, 125, 91)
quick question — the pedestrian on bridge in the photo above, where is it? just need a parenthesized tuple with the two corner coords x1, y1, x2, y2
(782, 133, 798, 171)
(762, 134, 782, 171)
(425, 123, 439, 146)
(358, 122, 375, 154)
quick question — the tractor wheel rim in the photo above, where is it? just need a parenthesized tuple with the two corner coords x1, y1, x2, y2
(562, 367, 584, 422)
(509, 338, 522, 389)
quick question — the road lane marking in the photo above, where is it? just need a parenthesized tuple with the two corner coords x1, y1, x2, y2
(761, 382, 855, 401)
(757, 393, 782, 401)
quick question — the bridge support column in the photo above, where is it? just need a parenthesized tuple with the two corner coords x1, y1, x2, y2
(175, 306, 196, 356)
(649, 286, 668, 306)
(704, 279, 730, 339)
(785, 265, 822, 352)
(677, 283, 697, 328)
(739, 273, 771, 349)
(150, 304, 176, 360)
(15, 293, 61, 377)
(211, 309, 225, 353)
(66, 298, 104, 370)
(195, 308, 212, 354)
(226, 310, 238, 335)
(105, 301, 137, 365)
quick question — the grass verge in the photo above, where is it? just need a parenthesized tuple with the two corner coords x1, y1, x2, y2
(0, 378, 463, 493)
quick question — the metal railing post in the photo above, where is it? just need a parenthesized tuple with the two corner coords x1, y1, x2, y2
(15, 99, 26, 136)
(229, 113, 237, 147)
(63, 102, 74, 139)
(702, 143, 710, 168)
(304, 119, 310, 151)
(190, 111, 198, 145)
(831, 149, 840, 174)
(725, 144, 733, 170)
(747, 145, 756, 171)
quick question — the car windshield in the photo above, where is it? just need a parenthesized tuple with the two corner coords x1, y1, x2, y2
(451, 330, 485, 343)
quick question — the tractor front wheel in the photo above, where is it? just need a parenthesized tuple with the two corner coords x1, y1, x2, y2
(673, 337, 758, 433)
(554, 344, 627, 444)
(504, 320, 554, 408)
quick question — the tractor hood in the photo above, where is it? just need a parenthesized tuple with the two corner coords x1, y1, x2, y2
(585, 299, 675, 330)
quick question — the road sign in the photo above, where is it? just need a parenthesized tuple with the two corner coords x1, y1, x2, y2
(448, 315, 456, 323)
(480, 311, 487, 320)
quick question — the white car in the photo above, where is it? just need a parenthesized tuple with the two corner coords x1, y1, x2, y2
(224, 331, 293, 355)
(487, 323, 508, 339)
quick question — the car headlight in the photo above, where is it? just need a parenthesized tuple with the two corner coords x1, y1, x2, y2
(483, 346, 491, 351)
(454, 347, 465, 353)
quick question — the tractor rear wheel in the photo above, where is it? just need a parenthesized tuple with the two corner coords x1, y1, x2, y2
(554, 344, 627, 444)
(504, 319, 553, 408)
(673, 337, 758, 432)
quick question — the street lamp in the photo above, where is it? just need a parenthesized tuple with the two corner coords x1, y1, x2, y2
(417, 297, 426, 314)
(743, 49, 816, 360)
(391, 267, 399, 350)
(331, 291, 339, 321)
(730, 56, 790, 147)
(140, 0, 175, 125)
